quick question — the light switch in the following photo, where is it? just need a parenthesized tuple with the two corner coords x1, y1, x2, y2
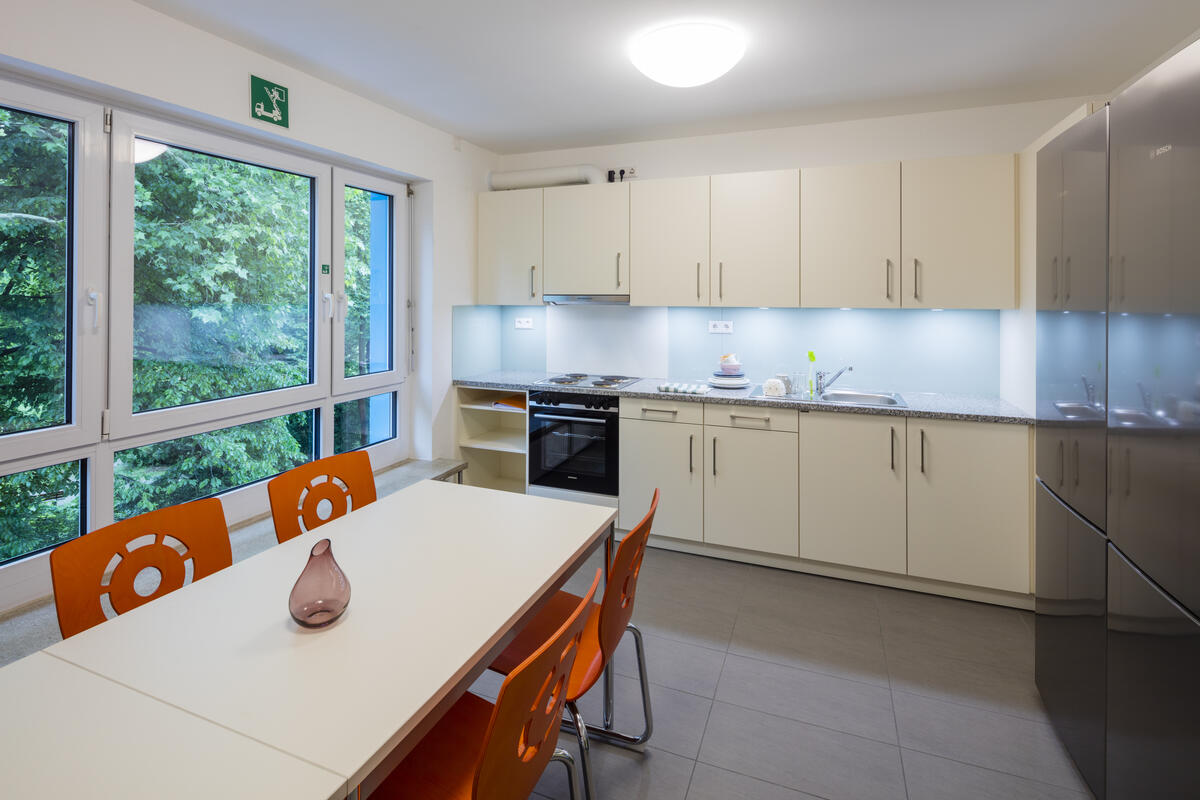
(709, 320, 734, 334)
(515, 317, 534, 329)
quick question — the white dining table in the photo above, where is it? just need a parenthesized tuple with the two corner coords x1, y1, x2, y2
(3, 480, 616, 799)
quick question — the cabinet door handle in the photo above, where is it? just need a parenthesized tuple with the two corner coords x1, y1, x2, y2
(719, 262, 724, 299)
(616, 252, 622, 288)
(1108, 445, 1114, 497)
(1073, 440, 1080, 487)
(890, 425, 895, 471)
(913, 259, 920, 301)
(1119, 255, 1126, 304)
(1051, 256, 1059, 302)
(696, 262, 701, 299)
(689, 433, 694, 473)
(712, 436, 718, 476)
(1058, 440, 1065, 487)
(1064, 256, 1072, 304)
(530, 265, 536, 298)
(885, 259, 892, 300)
(920, 429, 926, 473)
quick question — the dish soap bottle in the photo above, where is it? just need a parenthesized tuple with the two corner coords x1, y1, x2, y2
(807, 351, 816, 399)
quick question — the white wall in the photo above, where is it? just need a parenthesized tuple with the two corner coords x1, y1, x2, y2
(0, 0, 499, 461)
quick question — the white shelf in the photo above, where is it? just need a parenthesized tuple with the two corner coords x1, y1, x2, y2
(459, 401, 526, 414)
(458, 430, 527, 454)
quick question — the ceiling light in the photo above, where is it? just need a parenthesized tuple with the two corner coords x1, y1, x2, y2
(629, 22, 746, 88)
(134, 139, 168, 164)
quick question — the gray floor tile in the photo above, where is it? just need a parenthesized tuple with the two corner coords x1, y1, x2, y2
(571, 672, 713, 760)
(632, 590, 738, 651)
(699, 702, 907, 800)
(901, 749, 1092, 800)
(741, 569, 883, 640)
(717, 654, 897, 744)
(892, 690, 1088, 792)
(729, 610, 891, 687)
(533, 743, 695, 800)
(686, 762, 822, 800)
(612, 630, 727, 698)
(886, 647, 1049, 722)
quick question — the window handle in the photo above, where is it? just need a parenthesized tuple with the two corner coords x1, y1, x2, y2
(336, 291, 348, 322)
(86, 289, 103, 333)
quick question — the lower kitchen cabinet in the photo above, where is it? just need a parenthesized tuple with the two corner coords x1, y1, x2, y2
(704, 425, 799, 557)
(618, 418, 703, 542)
(907, 418, 1030, 593)
(799, 412, 907, 573)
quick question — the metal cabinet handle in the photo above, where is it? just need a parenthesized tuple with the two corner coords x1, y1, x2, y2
(530, 265, 536, 298)
(1108, 445, 1114, 497)
(1118, 255, 1126, 304)
(689, 433, 694, 473)
(712, 436, 718, 476)
(616, 252, 622, 287)
(696, 262, 701, 299)
(1058, 440, 1065, 487)
(719, 262, 724, 299)
(913, 259, 920, 301)
(730, 413, 770, 424)
(890, 426, 895, 471)
(920, 429, 926, 473)
(642, 407, 678, 417)
(1073, 440, 1080, 487)
(1051, 256, 1059, 302)
(885, 259, 892, 300)
(1064, 256, 1072, 304)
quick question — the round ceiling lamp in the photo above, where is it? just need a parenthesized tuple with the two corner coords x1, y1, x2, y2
(629, 21, 747, 88)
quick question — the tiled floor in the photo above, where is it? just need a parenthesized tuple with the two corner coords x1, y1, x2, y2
(470, 547, 1093, 800)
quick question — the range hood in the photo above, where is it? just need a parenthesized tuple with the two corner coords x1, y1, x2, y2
(543, 294, 630, 305)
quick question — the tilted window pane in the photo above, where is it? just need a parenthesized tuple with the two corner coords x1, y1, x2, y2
(0, 106, 71, 436)
(343, 186, 392, 377)
(334, 392, 395, 453)
(133, 140, 313, 412)
(0, 460, 83, 565)
(113, 410, 315, 520)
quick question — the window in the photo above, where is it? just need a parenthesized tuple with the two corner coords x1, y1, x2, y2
(0, 460, 84, 565)
(334, 392, 396, 453)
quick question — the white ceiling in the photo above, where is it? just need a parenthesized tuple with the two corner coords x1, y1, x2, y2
(135, 0, 1200, 154)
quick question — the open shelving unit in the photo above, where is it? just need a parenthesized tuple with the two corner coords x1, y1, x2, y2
(456, 387, 528, 494)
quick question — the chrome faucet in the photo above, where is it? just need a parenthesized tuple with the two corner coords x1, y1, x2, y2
(1137, 381, 1153, 412)
(1081, 375, 1097, 405)
(815, 365, 853, 395)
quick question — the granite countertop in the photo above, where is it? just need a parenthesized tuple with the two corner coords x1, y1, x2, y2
(453, 371, 1032, 424)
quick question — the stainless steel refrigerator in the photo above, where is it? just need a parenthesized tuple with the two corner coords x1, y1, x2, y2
(1037, 38, 1200, 800)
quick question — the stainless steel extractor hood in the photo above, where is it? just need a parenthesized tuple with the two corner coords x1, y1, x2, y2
(542, 294, 630, 305)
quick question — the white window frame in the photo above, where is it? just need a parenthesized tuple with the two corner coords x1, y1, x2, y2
(331, 167, 410, 396)
(106, 112, 333, 440)
(0, 77, 106, 463)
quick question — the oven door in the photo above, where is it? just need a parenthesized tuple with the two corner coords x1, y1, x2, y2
(528, 406, 618, 496)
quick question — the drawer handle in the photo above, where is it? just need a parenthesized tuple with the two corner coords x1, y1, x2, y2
(730, 413, 770, 423)
(642, 407, 679, 417)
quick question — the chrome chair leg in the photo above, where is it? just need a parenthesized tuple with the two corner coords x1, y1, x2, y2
(566, 700, 597, 800)
(564, 623, 655, 752)
(551, 747, 581, 800)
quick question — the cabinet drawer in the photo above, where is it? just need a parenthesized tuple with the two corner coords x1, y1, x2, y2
(704, 403, 798, 432)
(619, 398, 703, 424)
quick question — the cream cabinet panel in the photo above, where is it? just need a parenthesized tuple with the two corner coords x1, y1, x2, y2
(477, 188, 543, 305)
(907, 419, 1030, 593)
(799, 413, 907, 574)
(901, 154, 1017, 309)
(619, 419, 703, 542)
(710, 169, 800, 307)
(619, 397, 704, 425)
(543, 182, 630, 295)
(630, 177, 710, 306)
(703, 403, 798, 432)
(800, 162, 901, 308)
(704, 426, 799, 556)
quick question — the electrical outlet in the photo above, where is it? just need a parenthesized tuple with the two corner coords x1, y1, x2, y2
(621, 167, 638, 179)
(708, 320, 733, 334)
(515, 317, 533, 330)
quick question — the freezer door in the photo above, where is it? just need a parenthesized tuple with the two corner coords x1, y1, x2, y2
(1106, 544, 1200, 798)
(1035, 481, 1107, 799)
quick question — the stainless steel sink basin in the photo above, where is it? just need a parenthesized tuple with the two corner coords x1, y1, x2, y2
(818, 389, 907, 408)
(1054, 401, 1106, 421)
(1111, 407, 1179, 428)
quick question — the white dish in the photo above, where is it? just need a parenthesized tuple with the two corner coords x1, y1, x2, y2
(708, 376, 751, 388)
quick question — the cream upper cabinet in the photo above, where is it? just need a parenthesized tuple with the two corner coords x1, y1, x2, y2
(710, 169, 800, 307)
(619, 418, 703, 542)
(799, 412, 907, 574)
(543, 182, 629, 296)
(703, 424, 799, 556)
(630, 176, 710, 306)
(907, 419, 1030, 594)
(901, 154, 1018, 309)
(800, 162, 901, 308)
(477, 188, 543, 305)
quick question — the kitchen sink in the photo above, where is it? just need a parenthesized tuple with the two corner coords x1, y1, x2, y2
(818, 389, 907, 407)
(1054, 401, 1106, 421)
(1110, 407, 1179, 428)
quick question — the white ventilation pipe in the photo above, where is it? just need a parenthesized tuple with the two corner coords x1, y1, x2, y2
(487, 165, 605, 190)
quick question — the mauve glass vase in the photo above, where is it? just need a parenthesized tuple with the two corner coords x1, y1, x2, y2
(289, 538, 351, 628)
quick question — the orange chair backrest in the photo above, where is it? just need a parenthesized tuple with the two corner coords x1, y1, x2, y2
(475, 569, 601, 800)
(597, 488, 658, 661)
(267, 451, 377, 544)
(49, 498, 232, 638)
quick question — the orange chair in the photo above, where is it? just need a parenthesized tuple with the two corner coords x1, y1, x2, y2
(372, 569, 602, 800)
(267, 451, 377, 544)
(49, 498, 232, 638)
(489, 489, 659, 800)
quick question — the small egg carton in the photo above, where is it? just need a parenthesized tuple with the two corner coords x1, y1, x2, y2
(657, 382, 711, 394)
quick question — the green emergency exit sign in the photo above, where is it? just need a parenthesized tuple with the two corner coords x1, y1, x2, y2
(250, 75, 289, 128)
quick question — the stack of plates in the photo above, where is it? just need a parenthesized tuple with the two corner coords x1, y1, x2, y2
(710, 371, 750, 388)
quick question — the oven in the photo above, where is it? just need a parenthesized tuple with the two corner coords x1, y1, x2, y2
(527, 392, 619, 499)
